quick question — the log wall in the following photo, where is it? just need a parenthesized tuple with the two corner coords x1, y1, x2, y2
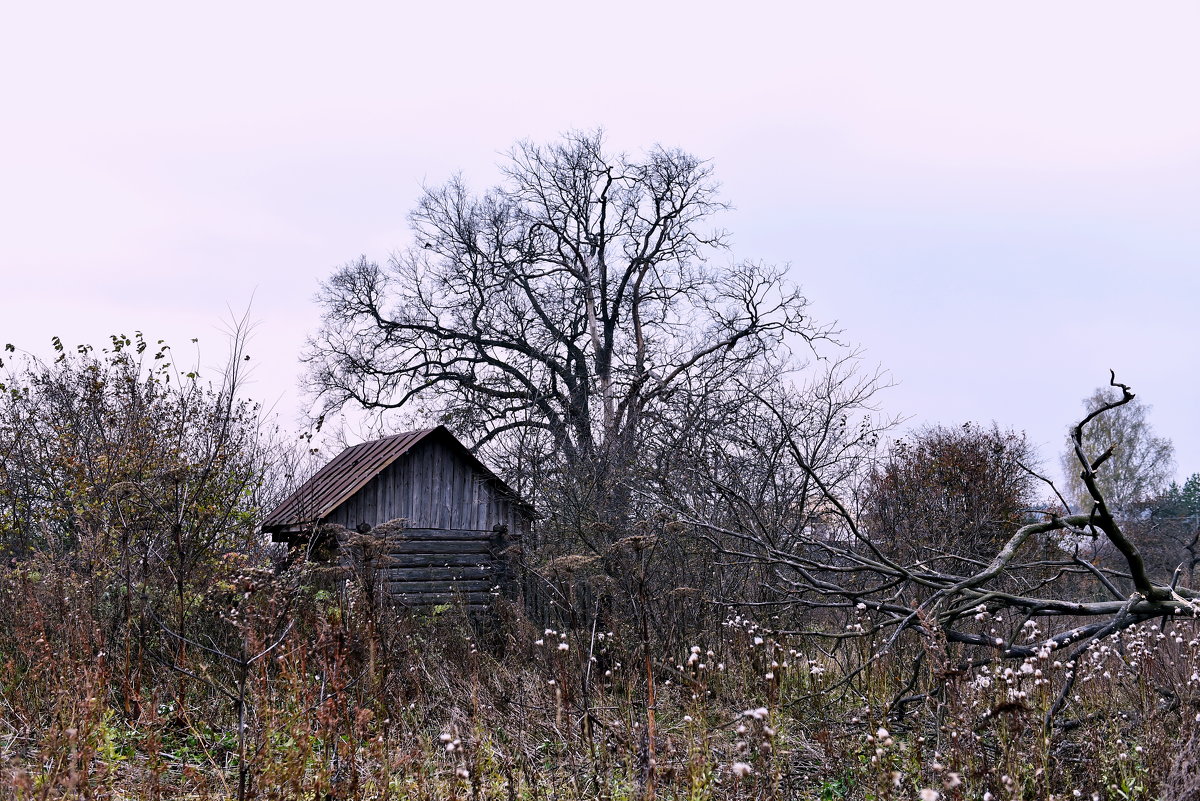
(323, 435, 531, 610)
(365, 527, 510, 611)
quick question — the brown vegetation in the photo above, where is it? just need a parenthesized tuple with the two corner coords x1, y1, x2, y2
(2, 536, 1199, 800)
(1, 356, 1197, 799)
(4, 133, 1197, 798)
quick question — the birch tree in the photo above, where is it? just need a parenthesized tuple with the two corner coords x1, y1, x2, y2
(1060, 385, 1174, 517)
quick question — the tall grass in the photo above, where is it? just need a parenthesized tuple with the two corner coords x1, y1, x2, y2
(2, 542, 1198, 800)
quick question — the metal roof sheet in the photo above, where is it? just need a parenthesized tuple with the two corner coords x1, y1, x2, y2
(260, 425, 532, 533)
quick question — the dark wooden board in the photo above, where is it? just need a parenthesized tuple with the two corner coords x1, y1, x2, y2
(382, 552, 491, 567)
(392, 528, 496, 540)
(385, 579, 495, 594)
(382, 565, 495, 581)
(386, 540, 491, 555)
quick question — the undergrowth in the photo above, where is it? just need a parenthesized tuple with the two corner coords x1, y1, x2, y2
(2, 544, 1198, 800)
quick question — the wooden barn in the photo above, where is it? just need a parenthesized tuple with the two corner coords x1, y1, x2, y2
(261, 426, 535, 609)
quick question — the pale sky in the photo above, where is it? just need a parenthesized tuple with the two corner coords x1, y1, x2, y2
(2, 2, 1197, 483)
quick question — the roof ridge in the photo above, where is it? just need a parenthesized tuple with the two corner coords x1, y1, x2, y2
(352, 426, 438, 445)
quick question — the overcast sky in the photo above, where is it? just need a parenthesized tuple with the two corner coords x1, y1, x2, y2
(2, 1, 1197, 483)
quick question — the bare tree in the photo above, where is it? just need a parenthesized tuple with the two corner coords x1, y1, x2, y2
(305, 131, 835, 541)
(677, 374, 1197, 725)
(647, 353, 890, 606)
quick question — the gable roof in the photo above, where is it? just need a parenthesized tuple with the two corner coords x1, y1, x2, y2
(260, 425, 532, 533)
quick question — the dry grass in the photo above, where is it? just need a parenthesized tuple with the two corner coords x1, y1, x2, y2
(1, 546, 1196, 801)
